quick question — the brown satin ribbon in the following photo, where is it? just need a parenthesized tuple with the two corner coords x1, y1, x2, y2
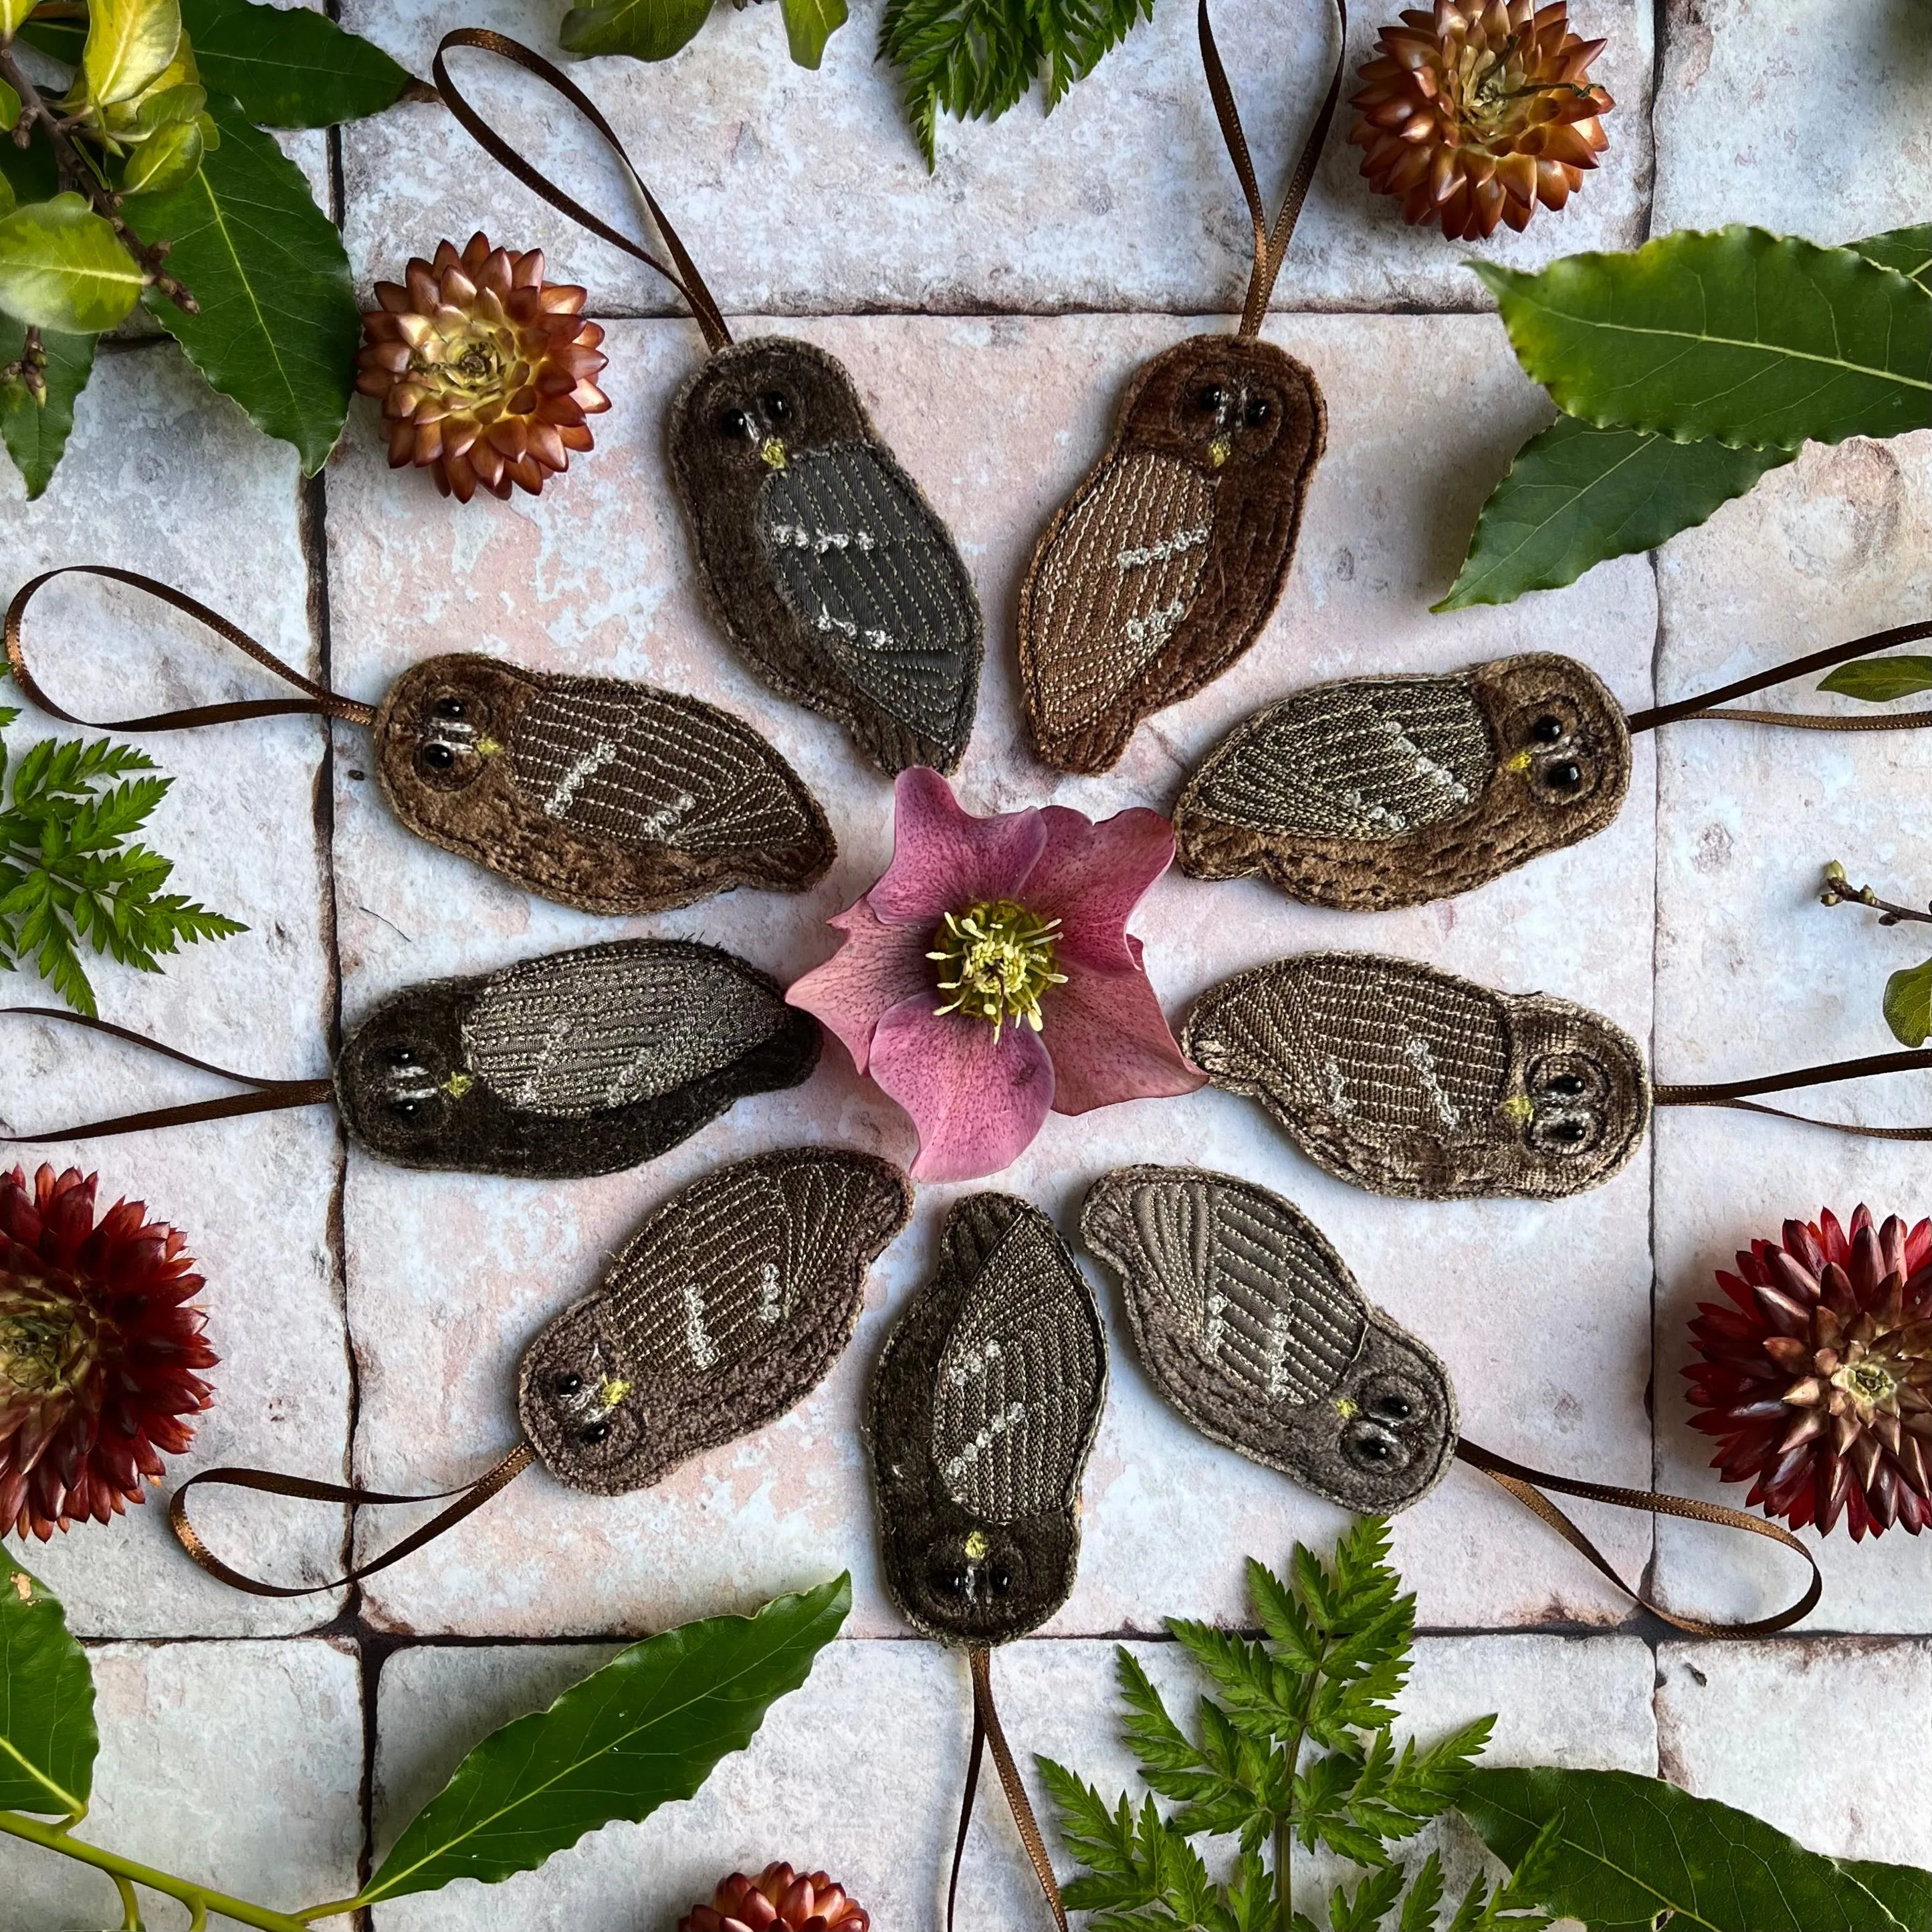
(170, 1442, 538, 1598)
(1653, 1047, 1932, 1143)
(1, 1008, 334, 1142)
(1457, 1439, 1822, 1637)
(5, 564, 377, 732)
(1624, 616, 1932, 736)
(948, 1646, 1067, 1932)
(1198, 0, 1347, 339)
(431, 29, 733, 356)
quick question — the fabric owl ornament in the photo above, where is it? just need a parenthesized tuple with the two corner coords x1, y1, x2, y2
(1182, 952, 1932, 1202)
(1174, 618, 1932, 909)
(5, 567, 836, 917)
(1081, 1164, 1822, 1634)
(1015, 0, 1344, 775)
(433, 31, 984, 776)
(866, 1193, 1107, 1932)
(5, 938, 819, 1180)
(169, 1148, 912, 1595)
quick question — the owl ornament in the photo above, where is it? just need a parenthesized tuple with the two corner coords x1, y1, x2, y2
(1182, 952, 1932, 1202)
(433, 31, 984, 775)
(167, 1149, 911, 1596)
(1014, 0, 1345, 776)
(5, 938, 819, 1180)
(1175, 615, 1932, 909)
(866, 1194, 1107, 1931)
(1081, 1164, 1822, 1634)
(5, 566, 835, 917)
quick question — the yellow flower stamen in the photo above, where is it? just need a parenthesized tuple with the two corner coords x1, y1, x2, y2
(928, 898, 1068, 1043)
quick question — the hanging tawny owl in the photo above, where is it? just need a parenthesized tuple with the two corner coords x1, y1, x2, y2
(1015, 0, 1343, 775)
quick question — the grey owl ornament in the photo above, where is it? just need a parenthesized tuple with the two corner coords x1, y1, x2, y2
(434, 33, 985, 777)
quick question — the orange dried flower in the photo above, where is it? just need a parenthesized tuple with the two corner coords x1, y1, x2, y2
(1348, 1, 1614, 240)
(677, 1862, 870, 1932)
(356, 231, 611, 504)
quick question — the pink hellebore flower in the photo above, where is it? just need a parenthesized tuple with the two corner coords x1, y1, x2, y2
(787, 769, 1205, 1183)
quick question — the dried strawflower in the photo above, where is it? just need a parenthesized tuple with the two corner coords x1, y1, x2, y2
(1685, 1206, 1931, 1540)
(677, 1861, 870, 1931)
(1348, 1, 1613, 240)
(787, 768, 1202, 1183)
(0, 1165, 217, 1541)
(356, 231, 611, 503)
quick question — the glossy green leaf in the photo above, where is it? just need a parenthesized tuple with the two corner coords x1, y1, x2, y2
(83, 0, 183, 106)
(0, 79, 20, 132)
(120, 114, 204, 194)
(0, 1546, 98, 1817)
(0, 175, 12, 219)
(0, 195, 144, 331)
(1883, 959, 1932, 1049)
(0, 315, 95, 496)
(560, 0, 714, 62)
(124, 92, 357, 473)
(1472, 227, 1931, 451)
(1460, 1765, 1932, 1932)
(1818, 655, 1932, 702)
(0, 0, 37, 39)
(176, 0, 415, 128)
(356, 1575, 849, 1904)
(780, 0, 847, 66)
(1850, 223, 1931, 294)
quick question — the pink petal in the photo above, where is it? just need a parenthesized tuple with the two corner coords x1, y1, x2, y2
(869, 995, 1055, 1182)
(1043, 959, 1205, 1115)
(1025, 805, 1176, 972)
(787, 899, 934, 1077)
(867, 768, 1047, 928)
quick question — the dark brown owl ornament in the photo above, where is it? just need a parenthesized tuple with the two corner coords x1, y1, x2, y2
(1015, 0, 1344, 776)
(169, 1149, 913, 1596)
(866, 1193, 1107, 1931)
(1182, 952, 1932, 1202)
(5, 566, 835, 917)
(433, 31, 984, 776)
(6, 938, 821, 1180)
(1080, 1164, 1824, 1636)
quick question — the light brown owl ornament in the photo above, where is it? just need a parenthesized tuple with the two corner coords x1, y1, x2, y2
(5, 566, 835, 916)
(1015, 0, 1344, 776)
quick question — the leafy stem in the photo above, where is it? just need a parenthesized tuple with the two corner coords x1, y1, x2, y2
(1820, 860, 1932, 928)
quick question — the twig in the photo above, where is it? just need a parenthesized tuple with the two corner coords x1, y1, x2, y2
(1820, 861, 1932, 928)
(0, 323, 48, 402)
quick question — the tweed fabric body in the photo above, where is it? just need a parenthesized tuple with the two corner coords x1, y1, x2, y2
(1174, 655, 1631, 908)
(518, 1150, 911, 1495)
(866, 1194, 1107, 1646)
(373, 655, 834, 915)
(1182, 952, 1651, 1200)
(333, 939, 821, 1178)
(1081, 1166, 1457, 1513)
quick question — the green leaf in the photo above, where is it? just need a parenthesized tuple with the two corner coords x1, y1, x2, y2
(1471, 227, 1931, 451)
(357, 1575, 848, 1904)
(0, 0, 37, 40)
(176, 0, 415, 127)
(124, 92, 356, 472)
(1883, 959, 1932, 1049)
(1818, 655, 1932, 702)
(559, 0, 714, 62)
(1838, 1856, 1932, 1932)
(1459, 1765, 1932, 1932)
(0, 125, 58, 205)
(779, 0, 845, 66)
(0, 1547, 98, 1818)
(120, 114, 205, 196)
(83, 0, 183, 106)
(0, 314, 96, 498)
(0, 194, 144, 331)
(1849, 223, 1931, 294)
(0, 79, 19, 135)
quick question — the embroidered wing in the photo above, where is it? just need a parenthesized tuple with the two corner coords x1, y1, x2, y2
(463, 942, 792, 1118)
(1192, 675, 1495, 841)
(931, 1208, 1105, 1523)
(757, 444, 980, 746)
(508, 681, 821, 856)
(1025, 451, 1218, 736)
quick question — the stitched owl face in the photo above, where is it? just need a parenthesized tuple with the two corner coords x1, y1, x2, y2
(1125, 336, 1312, 474)
(1172, 655, 1631, 909)
(1181, 952, 1651, 1201)
(1081, 1166, 1456, 1513)
(866, 1193, 1107, 1647)
(333, 938, 821, 1178)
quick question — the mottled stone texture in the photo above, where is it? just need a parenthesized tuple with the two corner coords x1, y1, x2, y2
(1, 2, 1927, 1923)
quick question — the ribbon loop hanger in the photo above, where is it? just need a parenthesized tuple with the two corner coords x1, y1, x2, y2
(432, 30, 733, 355)
(948, 1647, 1068, 1932)
(1654, 1047, 1932, 1143)
(1199, 0, 1348, 338)
(5, 565, 375, 734)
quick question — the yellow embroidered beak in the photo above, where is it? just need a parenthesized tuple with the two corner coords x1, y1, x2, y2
(1208, 435, 1232, 467)
(1503, 748, 1534, 774)
(475, 735, 504, 758)
(1501, 1093, 1535, 1125)
(1333, 1395, 1359, 1419)
(597, 1376, 632, 1412)
(964, 1528, 989, 1560)
(441, 1071, 474, 1099)
(760, 437, 788, 471)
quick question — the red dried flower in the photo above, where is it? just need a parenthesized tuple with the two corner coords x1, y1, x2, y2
(0, 1165, 217, 1541)
(677, 1862, 870, 1932)
(1685, 1206, 1931, 1540)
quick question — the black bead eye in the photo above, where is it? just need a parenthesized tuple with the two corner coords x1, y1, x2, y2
(1530, 714, 1565, 744)
(1198, 383, 1225, 413)
(387, 1098, 421, 1118)
(432, 696, 466, 720)
(579, 1419, 611, 1445)
(930, 1560, 970, 1596)
(988, 1560, 1014, 1596)
(1244, 396, 1271, 426)
(553, 1372, 582, 1397)
(421, 742, 455, 771)
(1543, 1072, 1588, 1098)
(1342, 1420, 1405, 1470)
(1366, 1391, 1414, 1424)
(720, 407, 754, 441)
(1547, 1118, 1589, 1145)
(761, 391, 791, 423)
(381, 1044, 415, 1068)
(1543, 760, 1583, 792)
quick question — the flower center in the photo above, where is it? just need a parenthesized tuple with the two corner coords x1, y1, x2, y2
(0, 1303, 95, 1399)
(1832, 1356, 1899, 1411)
(929, 899, 1067, 1041)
